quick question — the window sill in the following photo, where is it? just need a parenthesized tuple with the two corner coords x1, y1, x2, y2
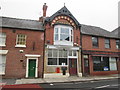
(0, 45, 6, 47)
(15, 45, 26, 48)
(47, 65, 68, 66)
(0, 73, 5, 75)
(93, 46, 99, 48)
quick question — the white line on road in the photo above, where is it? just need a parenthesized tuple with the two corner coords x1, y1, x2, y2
(95, 85, 110, 89)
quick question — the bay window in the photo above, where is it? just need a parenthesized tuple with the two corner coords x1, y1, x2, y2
(54, 25, 73, 46)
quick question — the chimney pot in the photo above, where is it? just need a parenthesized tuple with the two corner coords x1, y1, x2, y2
(43, 3, 48, 17)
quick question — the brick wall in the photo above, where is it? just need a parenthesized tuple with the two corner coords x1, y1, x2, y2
(82, 35, 119, 52)
(1, 28, 44, 78)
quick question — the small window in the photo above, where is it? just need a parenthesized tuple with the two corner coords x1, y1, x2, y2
(0, 33, 6, 46)
(116, 40, 120, 49)
(16, 34, 26, 47)
(105, 38, 110, 48)
(92, 36, 98, 47)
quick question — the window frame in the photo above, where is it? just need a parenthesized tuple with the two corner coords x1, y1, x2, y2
(0, 32, 6, 46)
(15, 34, 27, 47)
(116, 40, 120, 49)
(47, 49, 77, 66)
(105, 38, 110, 48)
(0, 55, 6, 75)
(92, 36, 99, 48)
(54, 25, 73, 46)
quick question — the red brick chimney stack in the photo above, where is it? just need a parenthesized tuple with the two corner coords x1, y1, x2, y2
(43, 3, 48, 17)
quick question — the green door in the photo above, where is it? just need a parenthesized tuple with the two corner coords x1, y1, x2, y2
(28, 59, 36, 78)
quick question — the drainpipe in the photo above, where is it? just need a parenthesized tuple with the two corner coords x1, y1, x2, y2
(79, 25, 83, 76)
(42, 27, 46, 78)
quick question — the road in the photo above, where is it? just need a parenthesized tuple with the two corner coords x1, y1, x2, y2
(39, 78, 120, 90)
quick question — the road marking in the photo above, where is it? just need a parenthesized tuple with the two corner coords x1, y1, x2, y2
(95, 85, 110, 89)
(50, 83, 54, 85)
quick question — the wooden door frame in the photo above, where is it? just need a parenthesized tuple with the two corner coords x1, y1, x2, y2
(26, 58, 38, 78)
(68, 56, 78, 76)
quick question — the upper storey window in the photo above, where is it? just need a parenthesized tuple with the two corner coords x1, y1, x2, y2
(54, 25, 73, 46)
(0, 33, 6, 46)
(92, 36, 98, 48)
(105, 38, 110, 48)
(116, 40, 120, 49)
(15, 34, 26, 47)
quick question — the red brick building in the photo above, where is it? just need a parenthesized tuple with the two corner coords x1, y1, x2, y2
(0, 4, 120, 79)
(43, 5, 82, 77)
(0, 17, 45, 78)
(81, 25, 120, 76)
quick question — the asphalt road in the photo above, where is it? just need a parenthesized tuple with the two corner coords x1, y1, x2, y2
(39, 78, 120, 90)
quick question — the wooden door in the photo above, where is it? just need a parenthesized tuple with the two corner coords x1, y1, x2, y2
(69, 58, 77, 75)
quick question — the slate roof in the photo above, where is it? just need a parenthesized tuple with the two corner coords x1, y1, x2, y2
(81, 24, 119, 39)
(0, 16, 44, 31)
(45, 6, 81, 27)
(111, 26, 120, 38)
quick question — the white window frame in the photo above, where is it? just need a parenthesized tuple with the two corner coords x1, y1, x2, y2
(47, 49, 77, 66)
(15, 34, 27, 48)
(0, 33, 6, 46)
(54, 25, 73, 46)
(0, 50, 8, 75)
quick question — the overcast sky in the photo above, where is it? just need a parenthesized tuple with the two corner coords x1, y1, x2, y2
(0, 0, 119, 31)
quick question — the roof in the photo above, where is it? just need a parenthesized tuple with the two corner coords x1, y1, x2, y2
(45, 6, 81, 27)
(111, 26, 120, 38)
(81, 24, 119, 39)
(0, 16, 44, 31)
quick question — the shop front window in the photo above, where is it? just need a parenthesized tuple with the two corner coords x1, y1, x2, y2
(93, 56, 117, 71)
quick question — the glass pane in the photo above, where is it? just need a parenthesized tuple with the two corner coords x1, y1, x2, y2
(63, 50, 67, 57)
(17, 34, 26, 45)
(105, 44, 110, 48)
(105, 39, 110, 43)
(48, 58, 57, 65)
(48, 49, 52, 57)
(93, 56, 102, 71)
(59, 58, 67, 65)
(61, 28, 69, 34)
(109, 58, 117, 71)
(53, 50, 58, 57)
(55, 34, 58, 41)
(55, 28, 58, 33)
(73, 51, 77, 56)
(69, 50, 72, 56)
(60, 34, 69, 41)
(59, 50, 63, 57)
(0, 55, 6, 74)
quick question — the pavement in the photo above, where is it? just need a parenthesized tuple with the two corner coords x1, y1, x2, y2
(1, 74, 119, 85)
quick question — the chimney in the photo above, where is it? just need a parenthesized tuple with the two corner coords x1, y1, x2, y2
(43, 3, 48, 17)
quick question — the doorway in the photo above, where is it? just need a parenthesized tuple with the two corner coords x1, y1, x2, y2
(69, 58, 77, 75)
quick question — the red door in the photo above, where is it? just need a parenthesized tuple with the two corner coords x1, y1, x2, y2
(69, 58, 77, 75)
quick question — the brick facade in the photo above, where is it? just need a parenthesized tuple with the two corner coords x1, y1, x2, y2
(1, 28, 44, 78)
(81, 34, 120, 76)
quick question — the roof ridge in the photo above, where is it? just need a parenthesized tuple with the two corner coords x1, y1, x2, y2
(1, 16, 41, 23)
